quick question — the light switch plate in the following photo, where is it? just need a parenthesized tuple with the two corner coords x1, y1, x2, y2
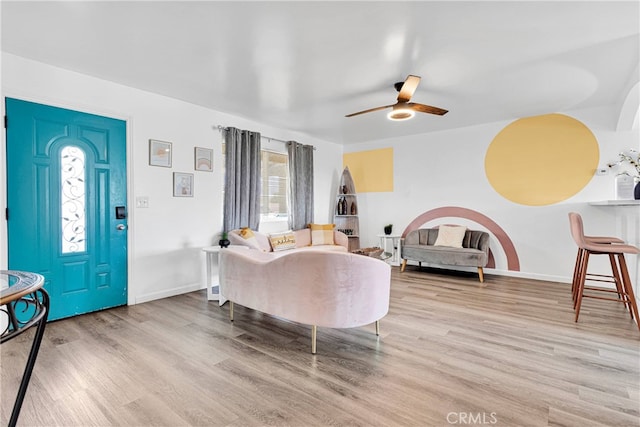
(136, 196, 149, 208)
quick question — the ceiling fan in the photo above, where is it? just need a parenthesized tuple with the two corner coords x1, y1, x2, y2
(345, 75, 448, 121)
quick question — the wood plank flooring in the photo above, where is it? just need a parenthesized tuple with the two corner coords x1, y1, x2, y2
(2, 267, 639, 426)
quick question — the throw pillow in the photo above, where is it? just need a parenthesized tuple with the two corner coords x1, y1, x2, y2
(434, 225, 467, 248)
(238, 227, 262, 251)
(309, 223, 335, 246)
(269, 231, 297, 251)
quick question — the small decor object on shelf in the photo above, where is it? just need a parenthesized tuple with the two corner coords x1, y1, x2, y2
(219, 232, 230, 248)
(615, 175, 635, 200)
(340, 197, 347, 215)
(341, 184, 349, 194)
(608, 149, 640, 200)
(384, 224, 393, 235)
(350, 201, 357, 215)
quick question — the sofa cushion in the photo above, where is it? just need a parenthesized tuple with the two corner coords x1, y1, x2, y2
(228, 228, 271, 252)
(269, 231, 297, 251)
(434, 225, 467, 248)
(238, 227, 262, 251)
(309, 223, 335, 246)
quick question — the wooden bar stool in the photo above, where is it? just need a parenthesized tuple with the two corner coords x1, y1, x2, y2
(571, 234, 625, 303)
(568, 212, 639, 330)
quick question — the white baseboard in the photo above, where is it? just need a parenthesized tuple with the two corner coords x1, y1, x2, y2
(484, 268, 570, 284)
(402, 261, 572, 284)
(401, 262, 640, 310)
(133, 282, 204, 305)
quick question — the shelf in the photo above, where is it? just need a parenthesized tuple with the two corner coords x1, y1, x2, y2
(335, 167, 360, 252)
(589, 200, 640, 206)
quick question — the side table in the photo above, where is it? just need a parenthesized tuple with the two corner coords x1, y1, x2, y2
(1, 270, 49, 427)
(377, 234, 402, 266)
(202, 246, 226, 305)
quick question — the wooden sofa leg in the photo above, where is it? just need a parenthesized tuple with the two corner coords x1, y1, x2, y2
(375, 320, 380, 336)
(311, 325, 317, 354)
(478, 267, 484, 283)
(400, 259, 407, 272)
(229, 301, 234, 321)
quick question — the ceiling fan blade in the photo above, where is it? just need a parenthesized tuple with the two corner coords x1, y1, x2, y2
(409, 102, 448, 116)
(397, 75, 421, 102)
(345, 104, 396, 117)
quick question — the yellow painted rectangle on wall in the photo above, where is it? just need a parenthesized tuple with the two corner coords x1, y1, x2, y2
(343, 148, 393, 193)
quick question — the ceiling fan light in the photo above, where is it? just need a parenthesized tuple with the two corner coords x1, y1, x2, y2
(387, 108, 415, 121)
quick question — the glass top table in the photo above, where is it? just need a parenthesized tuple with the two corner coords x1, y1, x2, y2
(1, 270, 49, 427)
(1, 270, 45, 305)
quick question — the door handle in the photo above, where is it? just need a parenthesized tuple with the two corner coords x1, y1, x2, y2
(116, 224, 127, 231)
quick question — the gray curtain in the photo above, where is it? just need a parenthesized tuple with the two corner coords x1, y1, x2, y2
(287, 141, 314, 230)
(223, 127, 261, 232)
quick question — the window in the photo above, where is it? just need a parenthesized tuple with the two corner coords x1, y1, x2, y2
(60, 145, 86, 253)
(260, 150, 289, 222)
(221, 143, 290, 226)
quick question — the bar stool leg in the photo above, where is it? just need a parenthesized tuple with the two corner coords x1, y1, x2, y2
(572, 248, 586, 304)
(574, 251, 589, 321)
(572, 247, 583, 301)
(574, 249, 589, 310)
(617, 254, 640, 330)
(608, 253, 631, 317)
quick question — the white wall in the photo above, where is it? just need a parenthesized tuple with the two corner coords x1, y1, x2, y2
(0, 53, 343, 304)
(347, 105, 640, 296)
(2, 52, 638, 307)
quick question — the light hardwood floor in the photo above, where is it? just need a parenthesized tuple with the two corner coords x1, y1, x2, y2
(2, 267, 639, 426)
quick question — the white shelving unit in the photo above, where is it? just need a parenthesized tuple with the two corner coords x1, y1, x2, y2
(334, 167, 360, 252)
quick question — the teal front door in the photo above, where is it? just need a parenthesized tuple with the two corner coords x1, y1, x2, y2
(6, 98, 128, 321)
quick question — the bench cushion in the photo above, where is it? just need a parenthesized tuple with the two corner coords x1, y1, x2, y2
(402, 244, 487, 267)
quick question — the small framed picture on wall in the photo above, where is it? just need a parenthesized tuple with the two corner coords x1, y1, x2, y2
(173, 172, 194, 197)
(194, 147, 213, 172)
(149, 139, 172, 167)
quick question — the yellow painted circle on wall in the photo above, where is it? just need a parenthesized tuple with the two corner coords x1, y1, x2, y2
(485, 114, 599, 206)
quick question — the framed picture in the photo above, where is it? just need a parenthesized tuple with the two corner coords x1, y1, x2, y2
(194, 147, 213, 172)
(173, 172, 194, 197)
(149, 139, 172, 167)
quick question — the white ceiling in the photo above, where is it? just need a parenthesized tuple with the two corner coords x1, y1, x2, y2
(2, 1, 639, 144)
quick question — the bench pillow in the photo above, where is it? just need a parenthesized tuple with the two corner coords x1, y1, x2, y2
(434, 225, 467, 248)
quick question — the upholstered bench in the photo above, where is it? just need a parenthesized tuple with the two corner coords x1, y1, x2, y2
(400, 225, 490, 282)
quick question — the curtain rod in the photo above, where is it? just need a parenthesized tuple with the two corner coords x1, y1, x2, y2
(214, 125, 315, 149)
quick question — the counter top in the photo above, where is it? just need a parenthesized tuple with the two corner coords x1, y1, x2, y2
(589, 200, 640, 206)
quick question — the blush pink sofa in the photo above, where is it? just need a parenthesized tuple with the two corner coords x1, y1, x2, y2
(219, 246, 391, 354)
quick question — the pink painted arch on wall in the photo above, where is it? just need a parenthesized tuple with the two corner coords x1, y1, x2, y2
(402, 206, 520, 271)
